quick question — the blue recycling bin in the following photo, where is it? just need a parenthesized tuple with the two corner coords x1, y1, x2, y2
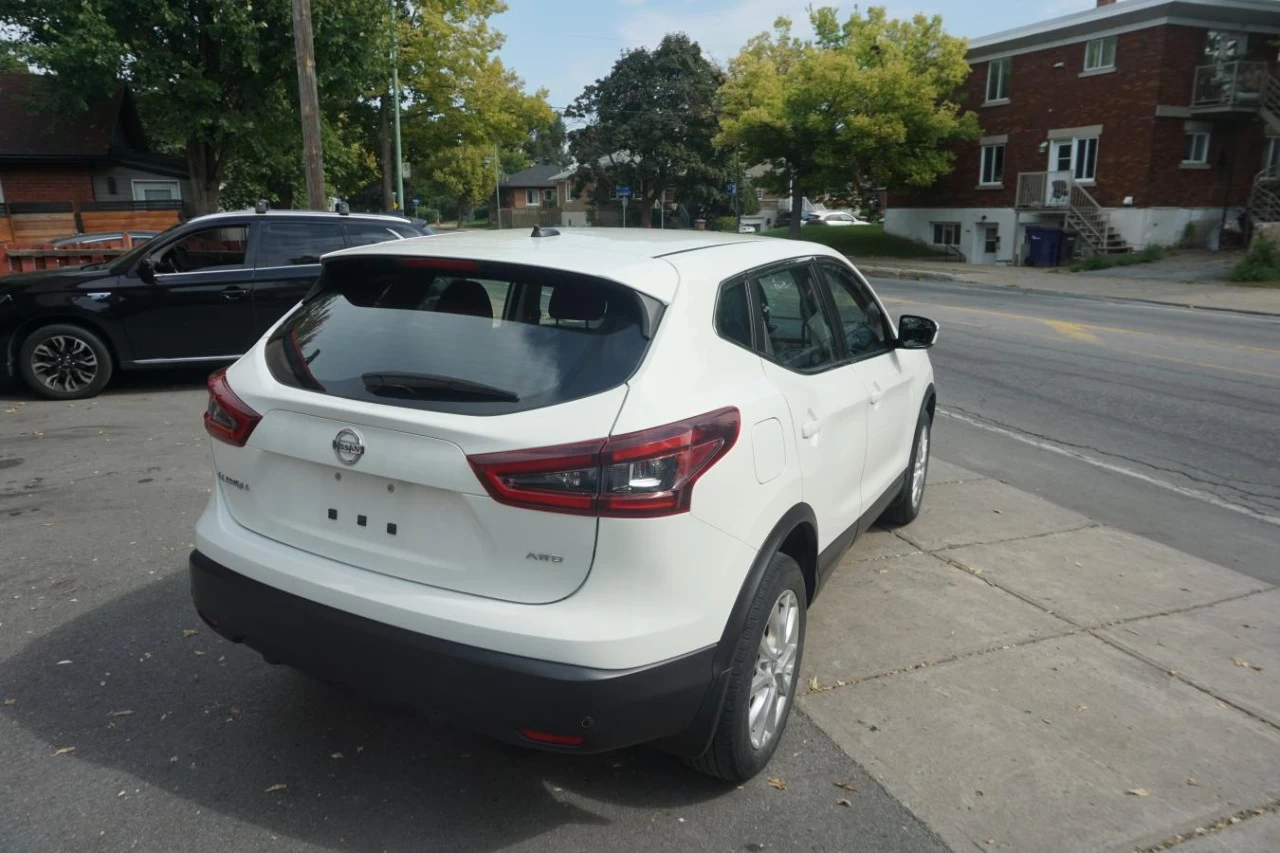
(1024, 225, 1065, 267)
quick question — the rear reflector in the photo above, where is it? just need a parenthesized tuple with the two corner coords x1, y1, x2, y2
(468, 407, 739, 518)
(203, 367, 261, 447)
(519, 729, 586, 747)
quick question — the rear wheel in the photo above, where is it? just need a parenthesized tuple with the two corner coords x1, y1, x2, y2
(686, 551, 806, 782)
(19, 324, 114, 400)
(880, 411, 931, 526)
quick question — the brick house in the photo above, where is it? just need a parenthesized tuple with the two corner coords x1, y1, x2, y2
(0, 73, 189, 244)
(492, 164, 563, 228)
(885, 0, 1280, 264)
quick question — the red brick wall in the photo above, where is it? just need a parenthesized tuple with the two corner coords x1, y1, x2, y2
(891, 24, 1270, 211)
(0, 164, 95, 203)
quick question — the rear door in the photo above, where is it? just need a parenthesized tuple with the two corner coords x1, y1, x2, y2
(249, 219, 348, 336)
(747, 260, 869, 548)
(121, 222, 259, 361)
(215, 256, 659, 604)
(816, 259, 915, 508)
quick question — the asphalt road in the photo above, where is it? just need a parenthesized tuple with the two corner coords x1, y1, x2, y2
(0, 374, 946, 853)
(871, 277, 1280, 584)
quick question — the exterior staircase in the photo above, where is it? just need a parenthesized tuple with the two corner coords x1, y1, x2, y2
(1247, 72, 1280, 230)
(1064, 183, 1130, 257)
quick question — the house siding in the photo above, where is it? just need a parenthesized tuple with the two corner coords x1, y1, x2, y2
(90, 164, 192, 203)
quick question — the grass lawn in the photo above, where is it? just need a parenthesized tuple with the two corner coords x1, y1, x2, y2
(760, 223, 946, 258)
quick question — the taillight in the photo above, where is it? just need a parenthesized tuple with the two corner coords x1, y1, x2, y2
(203, 367, 261, 447)
(468, 407, 739, 518)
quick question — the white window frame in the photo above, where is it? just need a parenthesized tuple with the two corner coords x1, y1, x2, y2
(1049, 136, 1099, 184)
(979, 143, 1005, 186)
(931, 222, 961, 246)
(986, 57, 1011, 103)
(131, 179, 181, 201)
(524, 188, 540, 206)
(1183, 131, 1210, 165)
(563, 182, 572, 205)
(1084, 37, 1116, 71)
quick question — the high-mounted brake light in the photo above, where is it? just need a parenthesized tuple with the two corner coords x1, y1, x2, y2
(399, 257, 479, 271)
(203, 367, 261, 447)
(468, 407, 740, 518)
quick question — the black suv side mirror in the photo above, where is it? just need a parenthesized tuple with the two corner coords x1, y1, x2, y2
(136, 258, 157, 284)
(897, 314, 939, 349)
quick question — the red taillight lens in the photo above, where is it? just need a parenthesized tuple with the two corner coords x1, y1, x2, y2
(467, 407, 740, 518)
(518, 729, 586, 747)
(203, 367, 261, 447)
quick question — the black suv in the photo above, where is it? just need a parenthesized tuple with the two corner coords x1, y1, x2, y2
(0, 210, 427, 399)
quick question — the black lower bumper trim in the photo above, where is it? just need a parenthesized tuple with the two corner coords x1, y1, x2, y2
(189, 550, 719, 754)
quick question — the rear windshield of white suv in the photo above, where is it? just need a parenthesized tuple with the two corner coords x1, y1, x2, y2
(264, 255, 659, 415)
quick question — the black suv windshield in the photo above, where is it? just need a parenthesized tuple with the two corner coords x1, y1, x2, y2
(265, 256, 657, 415)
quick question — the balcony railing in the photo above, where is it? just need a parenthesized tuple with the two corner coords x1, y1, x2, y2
(1015, 171, 1074, 210)
(1192, 60, 1268, 109)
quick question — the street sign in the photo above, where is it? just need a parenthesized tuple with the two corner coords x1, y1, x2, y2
(401, 161, 411, 179)
(727, 182, 736, 196)
(617, 185, 631, 198)
(411, 198, 421, 205)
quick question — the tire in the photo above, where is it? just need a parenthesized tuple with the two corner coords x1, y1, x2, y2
(18, 324, 114, 400)
(880, 411, 932, 526)
(686, 551, 806, 782)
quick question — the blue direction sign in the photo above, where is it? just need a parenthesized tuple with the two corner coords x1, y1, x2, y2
(411, 197, 421, 205)
(617, 185, 632, 198)
(727, 182, 736, 196)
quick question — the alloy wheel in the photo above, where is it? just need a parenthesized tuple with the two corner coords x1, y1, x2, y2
(748, 588, 800, 750)
(30, 335, 99, 394)
(911, 421, 930, 508)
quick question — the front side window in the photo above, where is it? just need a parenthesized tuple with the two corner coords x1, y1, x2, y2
(1084, 37, 1117, 71)
(749, 263, 838, 373)
(980, 144, 1006, 185)
(1074, 137, 1099, 181)
(259, 221, 347, 267)
(1183, 132, 1210, 164)
(817, 261, 891, 360)
(932, 222, 960, 246)
(525, 188, 540, 206)
(986, 57, 1011, 102)
(150, 226, 249, 274)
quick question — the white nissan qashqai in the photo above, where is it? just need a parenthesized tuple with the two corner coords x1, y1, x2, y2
(191, 227, 937, 782)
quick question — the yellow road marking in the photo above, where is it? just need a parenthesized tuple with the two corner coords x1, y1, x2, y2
(1044, 320, 1100, 343)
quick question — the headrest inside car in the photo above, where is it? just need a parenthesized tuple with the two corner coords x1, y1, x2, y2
(548, 282, 607, 322)
(435, 279, 493, 319)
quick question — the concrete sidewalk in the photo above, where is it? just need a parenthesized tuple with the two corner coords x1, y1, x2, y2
(853, 257, 1280, 316)
(800, 460, 1280, 853)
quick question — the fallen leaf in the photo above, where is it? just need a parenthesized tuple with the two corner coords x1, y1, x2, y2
(836, 798, 851, 807)
(229, 706, 241, 715)
(1041, 718, 1053, 725)
(181, 629, 199, 638)
(54, 746, 76, 755)
(356, 746, 364, 754)
(55, 659, 72, 666)
(807, 676, 820, 692)
(1076, 704, 1089, 712)
(193, 650, 206, 657)
(834, 782, 857, 792)
(1127, 788, 1151, 797)
(4, 407, 15, 414)
(330, 752, 343, 760)
(264, 784, 287, 794)
(1231, 657, 1263, 672)
(992, 508, 1002, 514)
(767, 777, 787, 790)
(107, 710, 134, 718)
(1186, 777, 1200, 786)
(2, 698, 15, 707)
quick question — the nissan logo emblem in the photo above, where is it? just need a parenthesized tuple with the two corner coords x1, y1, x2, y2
(332, 428, 365, 465)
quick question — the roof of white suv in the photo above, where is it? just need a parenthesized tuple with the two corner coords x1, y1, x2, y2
(324, 228, 832, 303)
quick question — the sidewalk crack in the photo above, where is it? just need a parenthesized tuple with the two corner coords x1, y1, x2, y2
(1132, 798, 1280, 852)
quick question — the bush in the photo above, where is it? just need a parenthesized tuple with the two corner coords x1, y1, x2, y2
(1069, 243, 1164, 272)
(1227, 235, 1280, 283)
(1179, 221, 1198, 248)
(713, 215, 739, 232)
(419, 207, 441, 224)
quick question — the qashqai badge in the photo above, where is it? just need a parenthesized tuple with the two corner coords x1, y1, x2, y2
(332, 428, 365, 465)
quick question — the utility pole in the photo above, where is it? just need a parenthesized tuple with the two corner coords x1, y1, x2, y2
(291, 0, 326, 209)
(494, 145, 501, 228)
(390, 0, 404, 211)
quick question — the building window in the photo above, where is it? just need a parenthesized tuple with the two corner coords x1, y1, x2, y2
(132, 179, 181, 201)
(1183, 132, 1210, 164)
(524, 188, 540, 206)
(1074, 137, 1098, 181)
(563, 182, 573, 205)
(986, 57, 1011, 102)
(1205, 31, 1247, 63)
(755, 187, 765, 201)
(543, 188, 556, 205)
(932, 222, 961, 246)
(1084, 37, 1116, 71)
(980, 144, 1005, 186)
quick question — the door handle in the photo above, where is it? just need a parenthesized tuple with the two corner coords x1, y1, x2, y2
(221, 286, 248, 301)
(801, 420, 822, 439)
(869, 388, 885, 405)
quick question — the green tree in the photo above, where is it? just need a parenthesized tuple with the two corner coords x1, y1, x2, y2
(718, 7, 978, 237)
(0, 39, 25, 72)
(525, 114, 569, 167)
(566, 33, 724, 227)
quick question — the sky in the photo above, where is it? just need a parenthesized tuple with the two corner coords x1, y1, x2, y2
(494, 0, 1098, 122)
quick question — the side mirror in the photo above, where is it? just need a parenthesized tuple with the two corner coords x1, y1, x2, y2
(897, 314, 939, 349)
(136, 257, 156, 284)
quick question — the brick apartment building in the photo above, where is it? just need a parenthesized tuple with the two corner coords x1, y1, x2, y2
(886, 0, 1280, 264)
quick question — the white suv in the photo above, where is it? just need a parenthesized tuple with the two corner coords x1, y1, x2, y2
(190, 228, 937, 781)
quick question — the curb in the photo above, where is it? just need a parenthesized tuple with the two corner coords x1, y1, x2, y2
(857, 264, 961, 283)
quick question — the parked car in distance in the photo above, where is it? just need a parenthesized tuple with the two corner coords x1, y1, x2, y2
(806, 212, 869, 227)
(49, 231, 160, 248)
(190, 228, 938, 782)
(0, 209, 429, 399)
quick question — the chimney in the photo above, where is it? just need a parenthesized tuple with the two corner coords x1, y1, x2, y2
(1097, 0, 1116, 6)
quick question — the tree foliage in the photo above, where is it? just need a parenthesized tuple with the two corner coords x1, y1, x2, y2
(718, 6, 978, 235)
(566, 34, 725, 226)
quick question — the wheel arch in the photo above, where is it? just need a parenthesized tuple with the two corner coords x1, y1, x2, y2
(10, 315, 124, 370)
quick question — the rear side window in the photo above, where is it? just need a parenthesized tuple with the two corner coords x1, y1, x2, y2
(259, 221, 347, 267)
(715, 279, 753, 349)
(265, 257, 656, 415)
(345, 222, 409, 247)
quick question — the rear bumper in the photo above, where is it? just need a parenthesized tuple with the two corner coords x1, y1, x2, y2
(190, 550, 723, 754)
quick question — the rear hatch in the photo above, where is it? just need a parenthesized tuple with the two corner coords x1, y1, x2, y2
(217, 254, 663, 604)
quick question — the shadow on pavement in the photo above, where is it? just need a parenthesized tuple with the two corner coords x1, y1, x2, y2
(0, 571, 732, 852)
(0, 367, 213, 402)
